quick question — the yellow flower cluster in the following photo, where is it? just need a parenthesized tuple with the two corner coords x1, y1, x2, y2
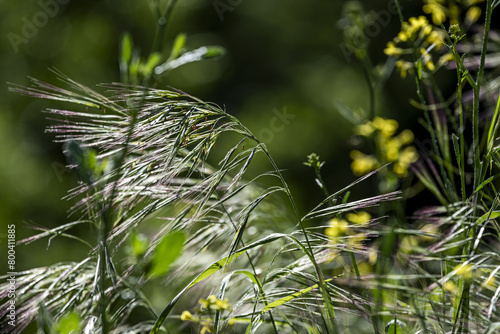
(482, 274, 497, 290)
(399, 223, 440, 254)
(180, 295, 234, 333)
(351, 117, 419, 177)
(454, 262, 474, 281)
(325, 211, 371, 249)
(350, 151, 379, 176)
(423, 0, 485, 26)
(436, 265, 496, 300)
(384, 15, 451, 78)
(199, 295, 232, 311)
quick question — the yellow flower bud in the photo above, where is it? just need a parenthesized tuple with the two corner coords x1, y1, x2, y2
(383, 138, 402, 162)
(384, 42, 403, 56)
(348, 233, 367, 249)
(444, 281, 458, 295)
(482, 276, 496, 290)
(419, 224, 439, 242)
(346, 211, 371, 225)
(325, 218, 349, 238)
(181, 311, 194, 321)
(423, 4, 446, 25)
(397, 129, 415, 145)
(400, 236, 419, 253)
(437, 53, 454, 67)
(396, 60, 412, 78)
(455, 263, 474, 281)
(465, 6, 481, 25)
(350, 151, 379, 176)
(355, 122, 375, 136)
(398, 31, 409, 42)
(373, 117, 398, 137)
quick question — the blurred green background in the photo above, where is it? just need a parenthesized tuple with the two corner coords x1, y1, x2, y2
(0, 0, 437, 282)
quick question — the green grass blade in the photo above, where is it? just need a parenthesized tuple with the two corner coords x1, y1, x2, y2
(149, 234, 286, 334)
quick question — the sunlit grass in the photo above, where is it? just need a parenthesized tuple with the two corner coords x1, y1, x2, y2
(1, 0, 500, 333)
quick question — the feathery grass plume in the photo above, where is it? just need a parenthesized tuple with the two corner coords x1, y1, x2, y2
(2, 72, 404, 333)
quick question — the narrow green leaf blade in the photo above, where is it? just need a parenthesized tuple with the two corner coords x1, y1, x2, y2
(385, 319, 406, 334)
(120, 32, 133, 65)
(149, 231, 185, 277)
(55, 312, 81, 334)
(168, 32, 187, 61)
(261, 278, 333, 313)
(130, 231, 149, 257)
(476, 210, 500, 225)
(155, 46, 225, 74)
(143, 52, 162, 77)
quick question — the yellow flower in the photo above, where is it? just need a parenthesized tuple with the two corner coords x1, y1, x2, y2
(420, 48, 435, 71)
(400, 236, 419, 253)
(357, 262, 373, 275)
(214, 298, 231, 311)
(200, 319, 213, 334)
(397, 30, 409, 42)
(449, 4, 460, 24)
(350, 150, 379, 176)
(199, 295, 232, 311)
(201, 325, 213, 334)
(437, 53, 454, 67)
(465, 6, 481, 25)
(394, 163, 408, 177)
(423, 1, 447, 25)
(419, 224, 439, 242)
(348, 233, 367, 249)
(397, 129, 415, 145)
(455, 263, 474, 281)
(199, 296, 213, 309)
(346, 211, 371, 225)
(373, 117, 398, 137)
(399, 16, 430, 41)
(422, 24, 433, 36)
(394, 146, 419, 177)
(409, 16, 428, 30)
(368, 248, 378, 264)
(482, 275, 496, 290)
(400, 146, 419, 164)
(355, 122, 375, 136)
(181, 311, 194, 321)
(396, 60, 412, 78)
(228, 318, 236, 326)
(444, 281, 458, 295)
(382, 138, 402, 162)
(384, 42, 403, 56)
(426, 30, 444, 48)
(325, 218, 349, 238)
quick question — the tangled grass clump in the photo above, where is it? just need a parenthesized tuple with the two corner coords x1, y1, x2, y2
(2, 0, 500, 333)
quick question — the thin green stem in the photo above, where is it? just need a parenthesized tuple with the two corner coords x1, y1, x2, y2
(98, 217, 109, 334)
(260, 148, 336, 333)
(473, 0, 492, 193)
(216, 196, 280, 334)
(451, 40, 467, 202)
(152, 0, 178, 54)
(361, 57, 376, 120)
(393, 0, 405, 24)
